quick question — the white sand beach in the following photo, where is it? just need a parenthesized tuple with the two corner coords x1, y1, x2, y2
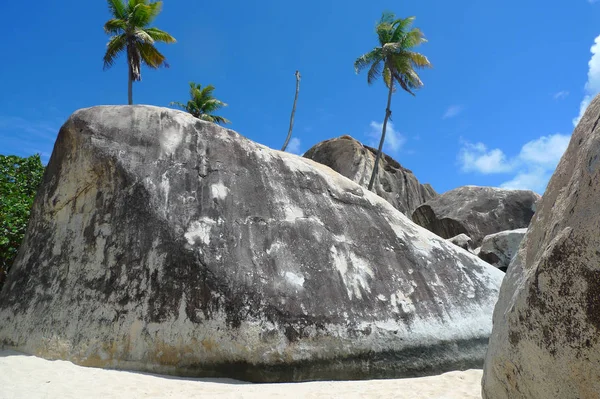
(0, 350, 483, 399)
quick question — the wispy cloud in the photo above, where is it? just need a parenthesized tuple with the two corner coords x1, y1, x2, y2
(286, 137, 302, 155)
(0, 116, 60, 163)
(573, 35, 600, 126)
(366, 121, 406, 154)
(443, 105, 464, 119)
(458, 133, 571, 194)
(553, 90, 569, 100)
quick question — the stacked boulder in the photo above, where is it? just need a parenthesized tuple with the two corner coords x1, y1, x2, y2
(304, 135, 437, 216)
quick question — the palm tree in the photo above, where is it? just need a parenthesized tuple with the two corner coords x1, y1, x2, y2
(103, 0, 176, 105)
(171, 82, 231, 125)
(281, 70, 301, 151)
(355, 12, 431, 191)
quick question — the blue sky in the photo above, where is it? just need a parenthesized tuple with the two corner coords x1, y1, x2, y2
(2, 0, 600, 195)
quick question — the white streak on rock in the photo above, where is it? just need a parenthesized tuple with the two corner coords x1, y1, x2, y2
(211, 181, 229, 200)
(184, 218, 217, 246)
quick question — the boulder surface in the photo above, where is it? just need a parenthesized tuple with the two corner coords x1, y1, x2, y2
(447, 234, 474, 252)
(303, 135, 437, 215)
(482, 94, 600, 398)
(0, 106, 503, 382)
(478, 229, 526, 272)
(412, 186, 539, 247)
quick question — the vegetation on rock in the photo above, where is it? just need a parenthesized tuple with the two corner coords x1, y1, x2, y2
(0, 154, 44, 290)
(171, 82, 231, 125)
(103, 0, 176, 105)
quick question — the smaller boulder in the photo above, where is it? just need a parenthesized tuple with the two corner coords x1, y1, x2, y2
(478, 229, 527, 272)
(412, 186, 540, 247)
(447, 234, 473, 252)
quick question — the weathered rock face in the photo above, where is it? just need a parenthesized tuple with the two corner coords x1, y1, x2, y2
(412, 186, 540, 247)
(482, 95, 600, 398)
(0, 106, 504, 383)
(303, 135, 437, 215)
(478, 229, 526, 272)
(447, 234, 473, 252)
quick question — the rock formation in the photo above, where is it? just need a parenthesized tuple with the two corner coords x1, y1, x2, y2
(478, 229, 526, 272)
(482, 94, 600, 398)
(412, 186, 540, 247)
(303, 135, 437, 215)
(0, 106, 503, 383)
(447, 234, 473, 252)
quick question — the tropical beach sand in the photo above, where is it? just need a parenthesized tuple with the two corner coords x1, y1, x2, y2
(0, 350, 483, 399)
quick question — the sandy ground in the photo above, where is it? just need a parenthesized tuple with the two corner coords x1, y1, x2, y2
(0, 350, 483, 399)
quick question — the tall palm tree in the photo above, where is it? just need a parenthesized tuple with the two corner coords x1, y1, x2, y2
(171, 82, 231, 125)
(355, 12, 431, 191)
(103, 0, 176, 105)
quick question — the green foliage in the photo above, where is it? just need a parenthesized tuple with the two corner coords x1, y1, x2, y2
(103, 0, 176, 103)
(0, 154, 44, 289)
(171, 82, 231, 125)
(354, 12, 432, 95)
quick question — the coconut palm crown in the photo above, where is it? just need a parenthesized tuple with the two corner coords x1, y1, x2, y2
(103, 0, 176, 105)
(171, 82, 231, 125)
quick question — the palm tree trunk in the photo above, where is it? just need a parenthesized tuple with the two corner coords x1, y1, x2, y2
(128, 63, 133, 105)
(127, 44, 133, 105)
(281, 70, 301, 151)
(367, 81, 394, 191)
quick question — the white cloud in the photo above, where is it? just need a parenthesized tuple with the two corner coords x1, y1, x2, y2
(553, 90, 569, 100)
(458, 142, 514, 174)
(500, 167, 552, 194)
(443, 105, 464, 119)
(518, 134, 571, 167)
(366, 121, 406, 154)
(573, 35, 600, 126)
(458, 133, 571, 194)
(286, 137, 302, 154)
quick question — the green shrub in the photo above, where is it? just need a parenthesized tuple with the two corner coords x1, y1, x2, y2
(0, 154, 45, 290)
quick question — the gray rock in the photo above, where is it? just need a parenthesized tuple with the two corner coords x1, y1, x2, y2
(412, 186, 540, 247)
(447, 234, 473, 252)
(0, 106, 504, 383)
(478, 229, 527, 272)
(303, 135, 437, 215)
(482, 94, 600, 398)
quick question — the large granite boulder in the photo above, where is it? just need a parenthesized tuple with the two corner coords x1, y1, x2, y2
(482, 95, 600, 398)
(0, 106, 504, 383)
(412, 186, 540, 247)
(303, 135, 437, 215)
(478, 229, 527, 272)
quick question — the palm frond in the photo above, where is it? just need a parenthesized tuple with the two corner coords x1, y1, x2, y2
(406, 51, 432, 69)
(390, 16, 415, 42)
(134, 28, 155, 43)
(103, 34, 127, 70)
(145, 1, 163, 24)
(354, 48, 382, 73)
(400, 28, 427, 49)
(367, 60, 383, 85)
(137, 41, 167, 68)
(106, 0, 127, 19)
(144, 27, 176, 43)
(130, 2, 153, 27)
(104, 18, 127, 34)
